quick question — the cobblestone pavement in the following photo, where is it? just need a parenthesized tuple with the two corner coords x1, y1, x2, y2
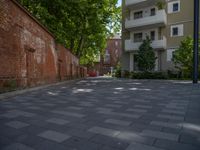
(0, 77, 200, 150)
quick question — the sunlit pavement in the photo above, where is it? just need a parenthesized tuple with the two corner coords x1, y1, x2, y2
(0, 77, 200, 150)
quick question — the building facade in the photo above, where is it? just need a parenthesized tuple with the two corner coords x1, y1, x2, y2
(122, 0, 197, 72)
(90, 35, 122, 76)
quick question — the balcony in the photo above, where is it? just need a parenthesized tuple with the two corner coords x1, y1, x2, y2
(125, 37, 166, 52)
(125, 0, 146, 7)
(125, 10, 167, 30)
(125, 0, 163, 9)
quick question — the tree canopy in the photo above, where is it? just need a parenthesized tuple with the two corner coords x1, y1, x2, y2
(18, 0, 121, 65)
(173, 36, 200, 78)
(137, 37, 157, 72)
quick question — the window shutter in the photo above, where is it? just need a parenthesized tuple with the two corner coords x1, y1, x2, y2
(168, 2, 173, 14)
(178, 24, 184, 36)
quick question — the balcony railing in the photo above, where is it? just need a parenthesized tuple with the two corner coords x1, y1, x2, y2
(125, 0, 147, 6)
(125, 37, 167, 52)
(125, 10, 167, 30)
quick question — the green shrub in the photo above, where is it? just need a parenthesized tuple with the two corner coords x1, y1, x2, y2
(4, 80, 17, 89)
(123, 70, 130, 78)
(167, 70, 182, 79)
(130, 72, 167, 79)
(114, 68, 121, 78)
(1, 79, 17, 93)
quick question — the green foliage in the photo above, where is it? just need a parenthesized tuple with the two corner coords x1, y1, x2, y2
(113, 62, 121, 78)
(18, 0, 121, 65)
(167, 70, 182, 79)
(137, 37, 157, 72)
(123, 70, 130, 78)
(156, 0, 166, 10)
(0, 79, 17, 93)
(4, 80, 17, 89)
(172, 36, 200, 78)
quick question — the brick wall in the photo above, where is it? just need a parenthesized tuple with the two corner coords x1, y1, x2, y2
(0, 0, 87, 91)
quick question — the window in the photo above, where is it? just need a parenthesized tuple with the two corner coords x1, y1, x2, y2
(150, 8, 156, 16)
(150, 31, 155, 41)
(168, 1, 180, 13)
(173, 3, 179, 12)
(115, 41, 118, 46)
(172, 27, 178, 36)
(167, 49, 176, 61)
(104, 50, 110, 64)
(134, 54, 139, 71)
(171, 24, 183, 37)
(134, 11, 143, 19)
(134, 33, 143, 42)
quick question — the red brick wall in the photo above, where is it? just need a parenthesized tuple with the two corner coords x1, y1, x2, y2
(56, 44, 81, 80)
(0, 0, 86, 90)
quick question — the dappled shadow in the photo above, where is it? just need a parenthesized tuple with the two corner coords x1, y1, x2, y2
(72, 88, 94, 94)
(179, 123, 200, 132)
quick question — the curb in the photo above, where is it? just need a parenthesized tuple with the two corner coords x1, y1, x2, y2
(0, 79, 83, 100)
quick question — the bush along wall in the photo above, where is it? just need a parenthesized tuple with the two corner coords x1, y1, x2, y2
(116, 70, 167, 79)
(130, 72, 167, 79)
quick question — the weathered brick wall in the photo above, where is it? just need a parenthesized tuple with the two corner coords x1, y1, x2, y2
(0, 0, 86, 90)
(56, 44, 81, 80)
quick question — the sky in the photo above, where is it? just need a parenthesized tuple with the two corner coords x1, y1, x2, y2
(117, 0, 121, 6)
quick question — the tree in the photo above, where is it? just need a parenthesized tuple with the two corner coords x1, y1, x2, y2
(137, 37, 157, 72)
(17, 0, 121, 65)
(173, 36, 200, 78)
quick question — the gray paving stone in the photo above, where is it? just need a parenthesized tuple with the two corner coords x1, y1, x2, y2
(98, 110, 141, 118)
(113, 101, 129, 104)
(134, 99, 150, 103)
(162, 109, 185, 115)
(165, 105, 186, 110)
(88, 126, 120, 137)
(27, 106, 41, 110)
(90, 134, 129, 149)
(134, 105, 153, 109)
(38, 130, 70, 143)
(42, 103, 56, 107)
(46, 118, 69, 125)
(78, 102, 94, 107)
(96, 107, 113, 112)
(1, 112, 20, 118)
(126, 142, 165, 150)
(105, 104, 122, 108)
(104, 119, 131, 126)
(141, 130, 179, 141)
(5, 121, 29, 129)
(157, 114, 184, 121)
(0, 78, 200, 149)
(154, 139, 200, 150)
(126, 108, 147, 113)
(2, 105, 17, 109)
(51, 110, 85, 118)
(150, 121, 181, 129)
(2, 143, 35, 150)
(67, 106, 83, 110)
(18, 111, 36, 117)
(116, 132, 155, 145)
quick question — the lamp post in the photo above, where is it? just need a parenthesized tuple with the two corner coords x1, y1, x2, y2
(193, 0, 199, 83)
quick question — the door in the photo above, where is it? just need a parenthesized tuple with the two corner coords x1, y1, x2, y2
(25, 46, 35, 87)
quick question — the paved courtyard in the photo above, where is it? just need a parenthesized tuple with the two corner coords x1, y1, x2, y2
(0, 77, 200, 150)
